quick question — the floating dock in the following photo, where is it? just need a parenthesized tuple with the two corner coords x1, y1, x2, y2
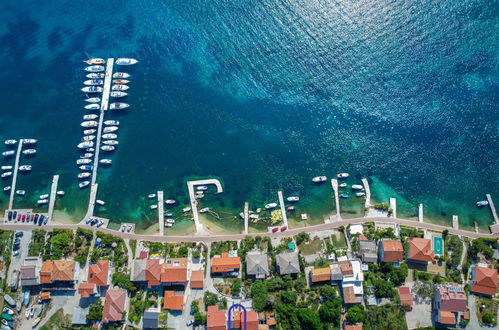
(7, 139, 24, 210)
(158, 191, 164, 236)
(244, 202, 249, 234)
(418, 204, 424, 223)
(186, 179, 223, 234)
(277, 191, 288, 228)
(361, 178, 371, 209)
(47, 174, 59, 222)
(452, 215, 459, 230)
(485, 194, 498, 224)
(331, 179, 341, 219)
(389, 198, 397, 218)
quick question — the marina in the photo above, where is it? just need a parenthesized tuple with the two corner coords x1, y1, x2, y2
(452, 215, 459, 230)
(186, 179, 223, 234)
(244, 202, 249, 234)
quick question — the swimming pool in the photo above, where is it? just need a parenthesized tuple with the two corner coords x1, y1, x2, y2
(433, 236, 444, 255)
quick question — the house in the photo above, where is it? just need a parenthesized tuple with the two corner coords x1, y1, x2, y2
(358, 240, 377, 263)
(379, 240, 404, 263)
(207, 305, 226, 330)
(78, 283, 97, 298)
(397, 286, 413, 306)
(71, 306, 89, 326)
(131, 259, 147, 283)
(344, 322, 363, 330)
(143, 308, 160, 329)
(434, 283, 467, 326)
(470, 266, 498, 297)
(407, 238, 434, 263)
(146, 259, 162, 287)
(20, 265, 38, 287)
(161, 258, 188, 285)
(246, 251, 269, 279)
(163, 290, 184, 311)
(190, 270, 204, 289)
(340, 259, 364, 305)
(232, 309, 259, 330)
(207, 305, 258, 330)
(102, 289, 126, 324)
(276, 251, 300, 275)
(211, 253, 240, 275)
(40, 260, 77, 285)
(330, 263, 343, 281)
(310, 267, 331, 283)
(88, 260, 110, 288)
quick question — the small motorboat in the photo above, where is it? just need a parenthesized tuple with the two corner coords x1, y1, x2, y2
(19, 165, 32, 171)
(22, 149, 36, 155)
(115, 58, 138, 65)
(339, 183, 347, 188)
(113, 72, 130, 78)
(3, 186, 11, 192)
(96, 200, 105, 206)
(78, 172, 91, 179)
(104, 120, 119, 126)
(37, 199, 48, 205)
(111, 85, 129, 91)
(78, 141, 94, 149)
(86, 147, 95, 152)
(81, 121, 98, 128)
(4, 140, 17, 145)
(249, 214, 260, 219)
(166, 219, 175, 224)
(1, 165, 12, 170)
(23, 139, 37, 144)
(86, 73, 104, 79)
(110, 91, 128, 98)
(165, 199, 176, 205)
(102, 133, 117, 139)
(79, 165, 93, 171)
(84, 65, 105, 72)
(265, 203, 278, 209)
(83, 129, 96, 136)
(56, 191, 65, 196)
(355, 192, 366, 197)
(76, 159, 92, 165)
(79, 181, 90, 189)
(165, 223, 173, 228)
(84, 79, 103, 86)
(339, 193, 349, 199)
(200, 207, 210, 213)
(2, 151, 15, 157)
(39, 194, 49, 199)
(103, 126, 118, 133)
(85, 103, 100, 110)
(183, 207, 191, 212)
(100, 159, 112, 165)
(337, 173, 349, 179)
(351, 185, 364, 190)
(85, 97, 101, 103)
(164, 212, 173, 217)
(113, 79, 129, 84)
(101, 145, 115, 151)
(83, 114, 98, 120)
(148, 194, 156, 199)
(102, 140, 119, 146)
(2, 307, 14, 315)
(16, 190, 26, 196)
(287, 196, 299, 202)
(287, 206, 295, 211)
(1, 172, 12, 178)
(81, 86, 103, 93)
(312, 176, 327, 183)
(84, 58, 105, 65)
(109, 102, 129, 110)
(150, 204, 158, 210)
(196, 185, 208, 191)
(80, 153, 94, 159)
(476, 201, 489, 207)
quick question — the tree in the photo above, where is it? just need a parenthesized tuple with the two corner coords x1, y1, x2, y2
(112, 272, 136, 292)
(192, 250, 201, 259)
(265, 277, 285, 292)
(87, 299, 103, 321)
(251, 281, 269, 312)
(194, 312, 206, 325)
(373, 278, 395, 298)
(482, 312, 495, 325)
(346, 305, 366, 324)
(204, 292, 219, 309)
(231, 279, 241, 296)
(319, 285, 337, 302)
(297, 309, 321, 330)
(280, 290, 297, 304)
(296, 232, 310, 246)
(319, 299, 342, 326)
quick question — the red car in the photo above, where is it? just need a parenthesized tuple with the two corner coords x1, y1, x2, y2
(17, 214, 21, 221)
(21, 215, 26, 222)
(30, 214, 34, 221)
(272, 227, 279, 233)
(281, 226, 287, 232)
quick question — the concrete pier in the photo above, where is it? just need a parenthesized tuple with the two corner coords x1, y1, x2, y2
(277, 191, 289, 227)
(331, 179, 341, 219)
(158, 191, 164, 236)
(452, 215, 459, 230)
(187, 179, 223, 234)
(361, 178, 371, 209)
(84, 183, 99, 220)
(244, 202, 249, 234)
(390, 198, 397, 218)
(8, 139, 24, 210)
(47, 175, 59, 222)
(418, 204, 424, 223)
(485, 194, 498, 224)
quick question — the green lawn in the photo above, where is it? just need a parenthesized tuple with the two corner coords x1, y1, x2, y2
(299, 237, 323, 255)
(331, 231, 347, 248)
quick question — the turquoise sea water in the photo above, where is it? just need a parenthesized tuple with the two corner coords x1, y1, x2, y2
(0, 0, 497, 232)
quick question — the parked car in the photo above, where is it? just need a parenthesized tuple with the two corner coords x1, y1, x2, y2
(15, 232, 23, 237)
(272, 227, 279, 233)
(186, 320, 194, 326)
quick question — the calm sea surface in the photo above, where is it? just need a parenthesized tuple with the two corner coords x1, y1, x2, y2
(0, 0, 497, 232)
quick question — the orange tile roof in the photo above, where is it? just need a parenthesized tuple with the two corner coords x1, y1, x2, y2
(381, 240, 404, 262)
(190, 270, 204, 289)
(398, 287, 413, 306)
(40, 292, 50, 301)
(233, 310, 258, 330)
(207, 305, 226, 330)
(163, 291, 184, 311)
(88, 260, 110, 287)
(345, 324, 363, 330)
(102, 289, 126, 323)
(407, 238, 434, 262)
(311, 267, 331, 282)
(211, 256, 241, 273)
(358, 234, 368, 241)
(439, 311, 456, 325)
(343, 286, 357, 304)
(161, 258, 188, 283)
(340, 262, 353, 276)
(146, 259, 162, 287)
(78, 283, 96, 298)
(471, 266, 498, 296)
(40, 260, 75, 283)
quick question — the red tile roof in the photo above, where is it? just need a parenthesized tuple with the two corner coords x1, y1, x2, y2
(311, 267, 331, 282)
(407, 237, 434, 262)
(471, 266, 498, 296)
(139, 251, 149, 259)
(88, 260, 109, 287)
(40, 260, 75, 283)
(381, 240, 404, 262)
(163, 291, 184, 311)
(438, 311, 456, 325)
(40, 292, 50, 301)
(78, 283, 96, 298)
(146, 259, 161, 287)
(207, 305, 226, 330)
(161, 258, 188, 283)
(190, 270, 204, 289)
(342, 286, 357, 304)
(438, 285, 467, 312)
(358, 234, 368, 241)
(345, 324, 363, 330)
(398, 286, 413, 306)
(340, 262, 353, 276)
(211, 256, 240, 273)
(102, 289, 126, 323)
(233, 310, 258, 330)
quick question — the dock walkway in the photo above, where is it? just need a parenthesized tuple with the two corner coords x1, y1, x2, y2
(418, 204, 424, 223)
(361, 178, 371, 209)
(47, 174, 59, 222)
(8, 140, 24, 210)
(331, 179, 341, 219)
(486, 194, 498, 224)
(186, 179, 223, 234)
(244, 202, 249, 234)
(277, 191, 288, 227)
(452, 215, 459, 230)
(390, 198, 397, 218)
(158, 191, 164, 236)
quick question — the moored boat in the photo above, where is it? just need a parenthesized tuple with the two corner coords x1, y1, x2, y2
(96, 200, 105, 206)
(337, 173, 349, 179)
(76, 159, 92, 165)
(84, 104, 100, 110)
(355, 192, 366, 197)
(85, 97, 101, 103)
(115, 58, 138, 65)
(200, 207, 210, 213)
(83, 114, 98, 120)
(351, 184, 364, 190)
(104, 120, 119, 126)
(79, 165, 93, 171)
(3, 186, 11, 192)
(23, 139, 37, 144)
(339, 193, 349, 199)
(196, 186, 208, 191)
(111, 85, 129, 91)
(110, 91, 128, 98)
(86, 73, 104, 79)
(37, 199, 48, 205)
(287, 196, 299, 202)
(56, 190, 65, 196)
(81, 86, 103, 93)
(101, 145, 115, 151)
(100, 159, 112, 165)
(265, 203, 278, 209)
(84, 58, 105, 65)
(150, 204, 158, 210)
(78, 172, 91, 179)
(80, 153, 94, 159)
(103, 126, 118, 133)
(312, 176, 327, 183)
(1, 166, 12, 170)
(39, 194, 49, 199)
(84, 65, 104, 72)
(19, 165, 32, 171)
(16, 190, 26, 196)
(339, 183, 347, 188)
(1, 172, 12, 178)
(102, 140, 119, 146)
(83, 129, 96, 135)
(4, 140, 17, 145)
(81, 121, 98, 128)
(84, 79, 103, 86)
(113, 72, 130, 78)
(110, 102, 129, 110)
(2, 151, 15, 157)
(183, 207, 191, 212)
(113, 79, 129, 84)
(148, 194, 156, 199)
(165, 199, 176, 205)
(476, 201, 489, 207)
(102, 133, 117, 139)
(79, 181, 90, 189)
(287, 206, 295, 211)
(78, 141, 94, 149)
(22, 149, 36, 155)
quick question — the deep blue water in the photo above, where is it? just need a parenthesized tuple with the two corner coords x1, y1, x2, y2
(0, 0, 497, 231)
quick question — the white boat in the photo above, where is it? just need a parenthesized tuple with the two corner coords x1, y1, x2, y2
(195, 191, 204, 196)
(195, 193, 204, 199)
(84, 58, 105, 65)
(111, 85, 129, 91)
(200, 207, 210, 213)
(78, 172, 91, 179)
(166, 219, 175, 224)
(148, 194, 156, 199)
(312, 176, 327, 183)
(39, 194, 49, 199)
(351, 185, 364, 190)
(110, 91, 128, 98)
(165, 223, 173, 228)
(101, 145, 115, 151)
(96, 200, 105, 206)
(19, 165, 32, 171)
(183, 207, 191, 212)
(83, 114, 98, 120)
(81, 121, 98, 128)
(355, 192, 366, 197)
(84, 65, 104, 72)
(85, 104, 100, 110)
(113, 72, 130, 78)
(115, 58, 138, 65)
(4, 140, 17, 145)
(80, 153, 93, 159)
(1, 166, 12, 170)
(265, 203, 278, 209)
(76, 159, 92, 165)
(81, 86, 103, 93)
(103, 126, 118, 133)
(79, 165, 93, 171)
(102, 140, 118, 146)
(22, 149, 36, 155)
(287, 196, 299, 202)
(86, 73, 104, 79)
(102, 133, 117, 139)
(79, 181, 90, 189)
(1, 172, 12, 178)
(81, 135, 95, 141)
(85, 97, 101, 103)
(150, 204, 158, 210)
(2, 151, 15, 157)
(84, 79, 103, 86)
(83, 129, 96, 136)
(56, 191, 65, 196)
(196, 186, 208, 191)
(104, 120, 119, 126)
(165, 199, 176, 205)
(249, 214, 260, 220)
(110, 102, 129, 110)
(78, 141, 94, 149)
(113, 79, 129, 84)
(37, 199, 48, 205)
(16, 190, 26, 196)
(476, 201, 489, 207)
(86, 147, 95, 152)
(4, 186, 12, 191)
(339, 183, 347, 188)
(337, 173, 349, 179)
(23, 139, 37, 144)
(100, 159, 112, 165)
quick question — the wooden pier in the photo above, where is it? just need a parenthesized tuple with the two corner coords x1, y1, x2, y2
(158, 191, 164, 236)
(485, 194, 498, 224)
(186, 179, 223, 234)
(8, 139, 24, 210)
(331, 179, 341, 219)
(244, 202, 249, 234)
(389, 198, 397, 218)
(277, 191, 288, 228)
(452, 215, 459, 230)
(418, 204, 424, 223)
(47, 174, 59, 222)
(361, 178, 371, 209)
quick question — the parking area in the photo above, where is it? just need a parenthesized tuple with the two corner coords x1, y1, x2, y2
(7, 230, 32, 286)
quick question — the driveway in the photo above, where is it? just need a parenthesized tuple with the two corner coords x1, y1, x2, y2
(7, 230, 32, 286)
(404, 282, 432, 329)
(466, 295, 493, 330)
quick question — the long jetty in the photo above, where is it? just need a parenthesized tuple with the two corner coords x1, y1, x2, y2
(361, 178, 370, 208)
(277, 191, 288, 227)
(8, 139, 24, 210)
(244, 202, 249, 234)
(186, 179, 223, 234)
(486, 194, 498, 224)
(47, 174, 59, 222)
(418, 204, 424, 223)
(331, 179, 341, 219)
(158, 191, 164, 236)
(390, 198, 397, 218)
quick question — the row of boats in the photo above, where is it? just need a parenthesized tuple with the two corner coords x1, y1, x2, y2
(312, 173, 350, 183)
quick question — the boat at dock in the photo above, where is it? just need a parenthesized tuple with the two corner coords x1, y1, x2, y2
(56, 191, 65, 196)
(166, 219, 175, 224)
(3, 186, 10, 191)
(113, 79, 129, 84)
(103, 126, 118, 133)
(287, 196, 299, 202)
(84, 58, 105, 65)
(111, 85, 129, 91)
(83, 114, 98, 120)
(351, 184, 364, 190)
(16, 190, 26, 196)
(312, 176, 327, 183)
(2, 151, 15, 157)
(150, 204, 158, 210)
(339, 193, 349, 198)
(164, 212, 173, 217)
(76, 159, 92, 165)
(110, 91, 128, 98)
(102, 133, 117, 139)
(79, 181, 90, 189)
(115, 58, 138, 65)
(355, 192, 366, 197)
(84, 79, 103, 86)
(23, 139, 37, 144)
(337, 173, 349, 179)
(109, 102, 129, 110)
(79, 165, 93, 171)
(102, 140, 119, 146)
(78, 141, 94, 149)
(183, 207, 191, 212)
(19, 165, 32, 171)
(100, 159, 112, 165)
(339, 183, 347, 188)
(476, 201, 489, 207)
(1, 166, 12, 170)
(148, 194, 156, 199)
(39, 194, 49, 199)
(196, 186, 208, 191)
(84, 65, 104, 72)
(83, 129, 96, 135)
(78, 173, 91, 179)
(165, 223, 173, 228)
(96, 200, 105, 206)
(86, 73, 104, 79)
(101, 145, 115, 151)
(165, 199, 176, 205)
(200, 207, 210, 213)
(85, 104, 100, 110)
(113, 72, 130, 78)
(4, 140, 17, 145)
(81, 86, 103, 93)
(104, 120, 119, 126)
(80, 153, 93, 158)
(265, 203, 278, 209)
(22, 149, 36, 155)
(287, 206, 295, 211)
(81, 121, 98, 128)
(37, 199, 48, 205)
(85, 97, 101, 103)
(1, 172, 12, 178)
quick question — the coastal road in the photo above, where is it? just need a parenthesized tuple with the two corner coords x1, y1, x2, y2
(0, 216, 496, 243)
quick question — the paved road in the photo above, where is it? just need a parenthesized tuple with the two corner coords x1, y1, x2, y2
(0, 217, 496, 243)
